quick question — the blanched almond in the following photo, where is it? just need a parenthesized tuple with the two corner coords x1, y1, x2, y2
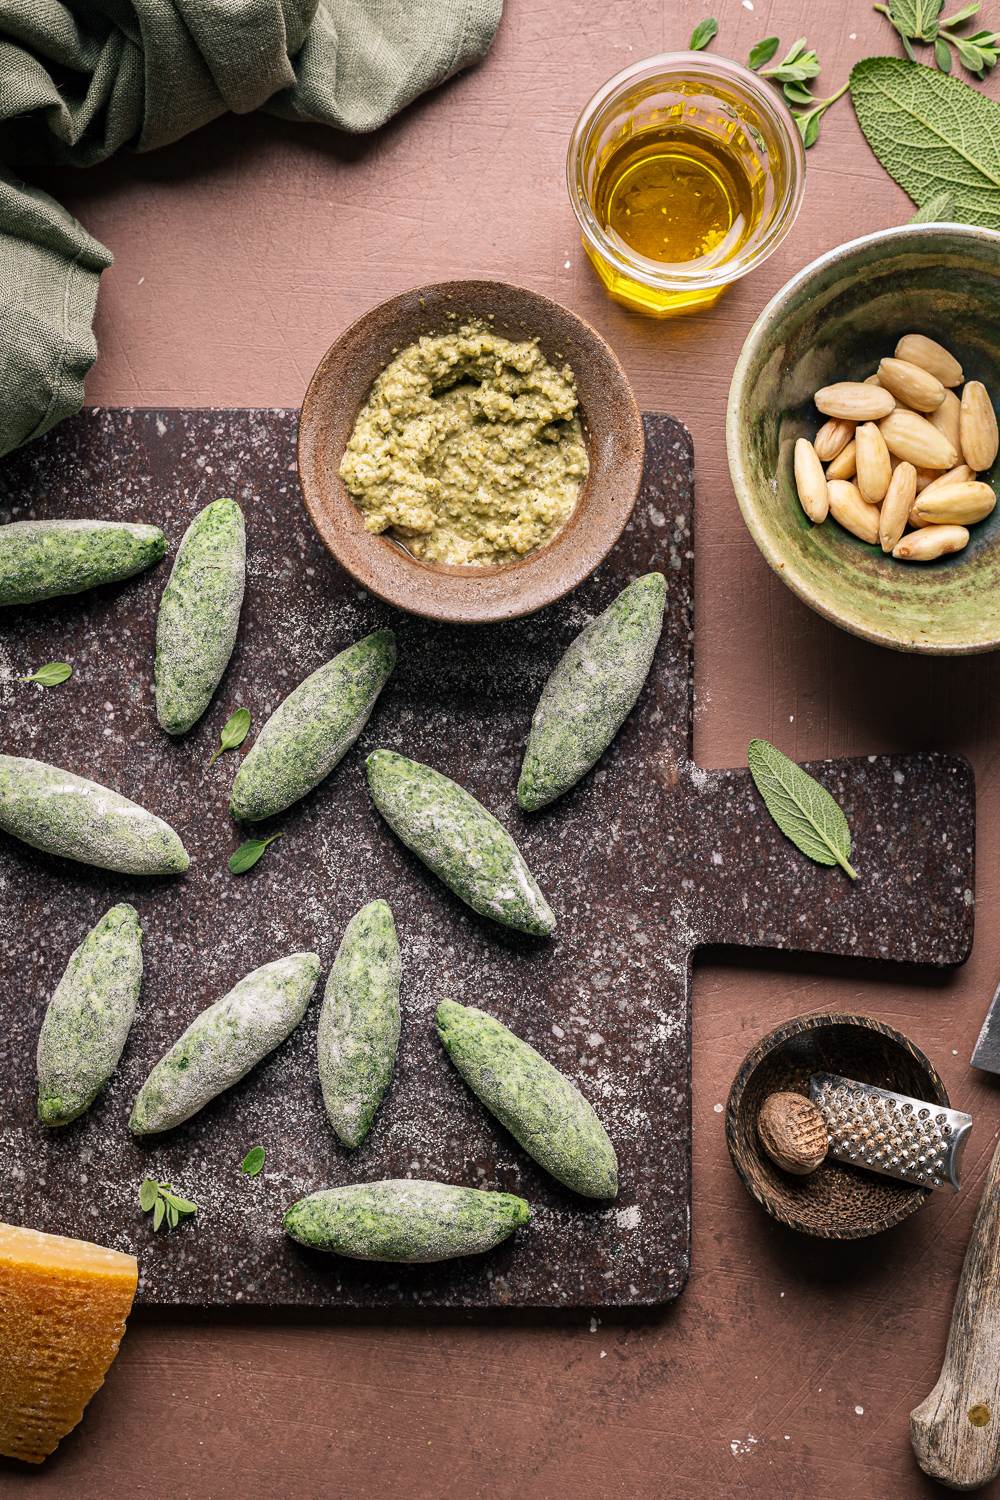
(815, 382, 895, 420)
(879, 462, 917, 552)
(826, 439, 857, 481)
(879, 409, 958, 469)
(878, 357, 946, 412)
(856, 422, 892, 504)
(929, 388, 962, 457)
(912, 480, 997, 525)
(908, 466, 974, 527)
(960, 381, 999, 471)
(894, 334, 964, 388)
(827, 479, 880, 544)
(914, 464, 973, 502)
(914, 466, 944, 492)
(814, 418, 854, 462)
(793, 438, 829, 523)
(893, 525, 969, 561)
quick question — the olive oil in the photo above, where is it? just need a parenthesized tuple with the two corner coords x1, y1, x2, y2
(594, 124, 758, 271)
(568, 57, 803, 317)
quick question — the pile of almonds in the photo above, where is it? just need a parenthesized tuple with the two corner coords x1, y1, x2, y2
(794, 334, 999, 561)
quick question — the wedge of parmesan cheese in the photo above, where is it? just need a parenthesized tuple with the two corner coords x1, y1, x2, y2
(0, 1222, 138, 1463)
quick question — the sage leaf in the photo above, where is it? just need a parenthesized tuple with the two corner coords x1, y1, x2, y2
(139, 1178, 158, 1213)
(850, 58, 1000, 229)
(228, 831, 283, 874)
(153, 1197, 165, 1231)
(19, 661, 72, 687)
(689, 17, 718, 50)
(936, 34, 954, 64)
(208, 707, 251, 767)
(749, 36, 781, 69)
(240, 1145, 265, 1177)
(747, 738, 858, 880)
(910, 187, 955, 219)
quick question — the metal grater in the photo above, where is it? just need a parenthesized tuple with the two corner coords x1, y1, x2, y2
(809, 1073, 973, 1191)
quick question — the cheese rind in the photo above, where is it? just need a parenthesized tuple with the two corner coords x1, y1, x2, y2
(0, 1222, 138, 1463)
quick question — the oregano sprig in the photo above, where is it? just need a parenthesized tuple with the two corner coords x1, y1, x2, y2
(18, 661, 72, 687)
(748, 738, 859, 880)
(875, 0, 999, 75)
(759, 36, 822, 84)
(747, 31, 848, 145)
(139, 1178, 198, 1232)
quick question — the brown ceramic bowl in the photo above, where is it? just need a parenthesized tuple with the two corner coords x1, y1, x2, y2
(297, 280, 644, 623)
(726, 1012, 950, 1240)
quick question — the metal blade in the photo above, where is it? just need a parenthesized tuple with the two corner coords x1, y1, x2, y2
(971, 980, 1000, 1075)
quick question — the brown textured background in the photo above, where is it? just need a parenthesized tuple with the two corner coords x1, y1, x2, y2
(4, 0, 1000, 1495)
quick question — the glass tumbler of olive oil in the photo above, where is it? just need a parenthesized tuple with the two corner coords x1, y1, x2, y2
(567, 53, 805, 316)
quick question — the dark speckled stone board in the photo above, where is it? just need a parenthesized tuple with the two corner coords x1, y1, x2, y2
(0, 410, 975, 1307)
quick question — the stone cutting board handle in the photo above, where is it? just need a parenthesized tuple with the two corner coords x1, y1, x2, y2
(911, 1137, 1000, 1490)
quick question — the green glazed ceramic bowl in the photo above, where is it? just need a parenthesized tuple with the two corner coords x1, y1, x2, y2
(727, 224, 1000, 653)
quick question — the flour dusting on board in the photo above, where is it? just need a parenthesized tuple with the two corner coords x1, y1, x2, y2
(0, 408, 691, 1307)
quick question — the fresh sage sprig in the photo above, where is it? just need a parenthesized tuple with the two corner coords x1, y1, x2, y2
(18, 661, 72, 687)
(228, 831, 283, 874)
(748, 738, 858, 880)
(208, 707, 251, 767)
(875, 0, 999, 75)
(240, 1146, 266, 1177)
(689, 17, 718, 50)
(139, 1178, 198, 1232)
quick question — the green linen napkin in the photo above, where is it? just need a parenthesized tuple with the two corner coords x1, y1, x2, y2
(0, 0, 502, 458)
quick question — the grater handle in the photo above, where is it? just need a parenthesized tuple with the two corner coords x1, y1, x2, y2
(910, 1137, 1000, 1490)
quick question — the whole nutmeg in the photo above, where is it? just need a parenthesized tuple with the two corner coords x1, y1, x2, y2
(757, 1091, 828, 1176)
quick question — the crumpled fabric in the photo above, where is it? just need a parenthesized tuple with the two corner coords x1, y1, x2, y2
(0, 0, 502, 456)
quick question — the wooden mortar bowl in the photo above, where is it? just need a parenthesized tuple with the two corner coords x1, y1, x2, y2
(726, 1011, 950, 1239)
(297, 280, 644, 624)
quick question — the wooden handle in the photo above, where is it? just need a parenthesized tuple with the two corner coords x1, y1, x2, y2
(911, 1137, 1000, 1490)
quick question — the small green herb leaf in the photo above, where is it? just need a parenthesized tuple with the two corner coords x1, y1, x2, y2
(748, 739, 858, 879)
(139, 1178, 198, 1232)
(935, 34, 954, 64)
(208, 707, 251, 767)
(850, 58, 1000, 229)
(18, 661, 72, 687)
(799, 109, 821, 147)
(749, 36, 781, 69)
(689, 17, 718, 50)
(240, 1146, 266, 1177)
(875, 0, 945, 42)
(762, 38, 822, 83)
(909, 187, 956, 219)
(941, 2, 983, 25)
(783, 81, 816, 104)
(228, 831, 283, 874)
